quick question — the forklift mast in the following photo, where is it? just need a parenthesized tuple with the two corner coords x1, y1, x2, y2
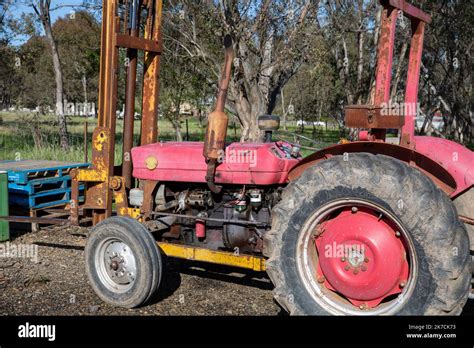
(71, 0, 164, 226)
(344, 0, 431, 146)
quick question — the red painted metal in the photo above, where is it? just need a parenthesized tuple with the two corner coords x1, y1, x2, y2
(315, 208, 409, 308)
(387, 0, 432, 24)
(288, 141, 459, 196)
(358, 131, 370, 141)
(132, 141, 299, 185)
(374, 4, 397, 107)
(414, 136, 474, 197)
(195, 220, 206, 239)
(400, 20, 425, 147)
(368, 2, 398, 141)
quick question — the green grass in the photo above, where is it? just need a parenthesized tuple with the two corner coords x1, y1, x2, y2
(0, 112, 341, 163)
(0, 112, 208, 163)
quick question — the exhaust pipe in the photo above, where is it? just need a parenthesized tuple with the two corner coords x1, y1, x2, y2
(203, 35, 234, 194)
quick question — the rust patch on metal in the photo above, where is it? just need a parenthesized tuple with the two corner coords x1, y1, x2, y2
(345, 105, 405, 129)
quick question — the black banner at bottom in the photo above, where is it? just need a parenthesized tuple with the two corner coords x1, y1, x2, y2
(0, 316, 472, 346)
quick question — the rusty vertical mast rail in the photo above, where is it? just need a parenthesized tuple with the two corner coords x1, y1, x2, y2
(70, 0, 164, 226)
(139, 0, 163, 218)
(123, 0, 141, 190)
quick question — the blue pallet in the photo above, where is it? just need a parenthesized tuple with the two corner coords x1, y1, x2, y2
(0, 160, 89, 210)
(9, 185, 85, 209)
(0, 160, 89, 185)
(8, 176, 73, 195)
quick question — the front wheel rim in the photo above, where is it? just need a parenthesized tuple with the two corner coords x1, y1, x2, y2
(95, 238, 138, 293)
(296, 199, 417, 315)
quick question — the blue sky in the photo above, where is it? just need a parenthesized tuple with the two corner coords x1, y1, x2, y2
(15, 0, 85, 21)
(10, 0, 90, 45)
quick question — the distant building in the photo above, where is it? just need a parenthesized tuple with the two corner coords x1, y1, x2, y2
(415, 111, 445, 132)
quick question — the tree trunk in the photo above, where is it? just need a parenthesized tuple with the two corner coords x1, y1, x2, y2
(366, 6, 382, 104)
(173, 118, 183, 141)
(169, 0, 315, 143)
(35, 1, 69, 150)
(230, 80, 265, 143)
(235, 102, 265, 142)
(82, 74, 88, 106)
(391, 41, 408, 100)
(356, 31, 365, 103)
(44, 21, 68, 150)
(228, 41, 268, 143)
(281, 88, 288, 131)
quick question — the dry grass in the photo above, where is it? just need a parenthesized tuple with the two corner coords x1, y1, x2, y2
(0, 111, 341, 163)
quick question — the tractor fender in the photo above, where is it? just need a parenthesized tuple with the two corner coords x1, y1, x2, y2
(413, 136, 474, 198)
(288, 139, 473, 198)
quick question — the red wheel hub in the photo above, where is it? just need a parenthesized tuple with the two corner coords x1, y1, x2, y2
(315, 207, 409, 308)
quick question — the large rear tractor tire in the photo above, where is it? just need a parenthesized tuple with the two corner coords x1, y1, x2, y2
(85, 216, 162, 308)
(453, 188, 474, 299)
(264, 153, 471, 315)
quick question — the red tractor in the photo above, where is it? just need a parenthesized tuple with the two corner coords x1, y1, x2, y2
(71, 0, 473, 315)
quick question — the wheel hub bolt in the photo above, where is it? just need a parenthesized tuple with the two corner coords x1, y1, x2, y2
(353, 268, 359, 275)
(395, 231, 401, 237)
(399, 281, 406, 288)
(344, 265, 350, 271)
(364, 257, 369, 263)
(351, 207, 358, 213)
(111, 261, 119, 271)
(359, 304, 367, 310)
(341, 257, 346, 262)
(317, 276, 326, 283)
(361, 265, 367, 272)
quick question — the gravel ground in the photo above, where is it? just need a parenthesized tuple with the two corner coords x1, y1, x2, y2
(0, 226, 281, 316)
(0, 226, 472, 316)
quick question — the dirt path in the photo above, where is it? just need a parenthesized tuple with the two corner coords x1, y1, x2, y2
(1, 226, 472, 316)
(0, 226, 281, 316)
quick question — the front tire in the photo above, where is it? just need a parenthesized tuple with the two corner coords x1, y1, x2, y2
(264, 153, 471, 315)
(85, 217, 162, 308)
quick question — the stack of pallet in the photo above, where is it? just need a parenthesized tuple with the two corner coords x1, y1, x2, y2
(0, 160, 89, 235)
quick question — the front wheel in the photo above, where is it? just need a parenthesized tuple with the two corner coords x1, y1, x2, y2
(85, 217, 162, 308)
(264, 153, 471, 315)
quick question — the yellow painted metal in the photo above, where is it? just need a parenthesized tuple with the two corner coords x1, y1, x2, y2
(157, 242, 266, 272)
(114, 190, 125, 204)
(117, 207, 141, 220)
(145, 156, 158, 170)
(75, 169, 108, 182)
